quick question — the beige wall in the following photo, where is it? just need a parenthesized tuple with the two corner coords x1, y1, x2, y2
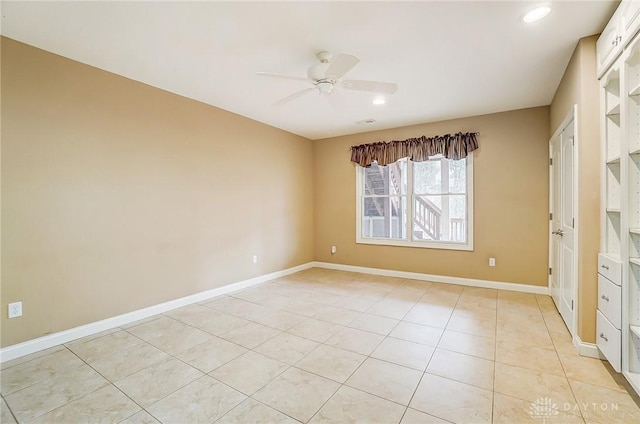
(1, 38, 314, 347)
(2, 34, 599, 350)
(313, 107, 550, 286)
(550, 35, 601, 344)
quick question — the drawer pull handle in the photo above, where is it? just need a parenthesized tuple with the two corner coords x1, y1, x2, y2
(601, 295, 610, 302)
(600, 333, 609, 342)
(601, 264, 610, 270)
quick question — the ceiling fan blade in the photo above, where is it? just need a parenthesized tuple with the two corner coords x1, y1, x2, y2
(342, 79, 398, 94)
(325, 53, 360, 79)
(273, 87, 316, 106)
(257, 72, 311, 83)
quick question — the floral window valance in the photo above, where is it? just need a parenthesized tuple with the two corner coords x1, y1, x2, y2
(350, 131, 479, 167)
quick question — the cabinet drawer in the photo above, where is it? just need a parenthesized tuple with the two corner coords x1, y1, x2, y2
(598, 253, 622, 285)
(598, 274, 622, 329)
(597, 310, 621, 372)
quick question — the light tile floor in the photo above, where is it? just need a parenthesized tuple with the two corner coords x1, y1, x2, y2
(2, 268, 640, 423)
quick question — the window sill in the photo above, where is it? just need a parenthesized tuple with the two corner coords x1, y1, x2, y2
(356, 238, 474, 251)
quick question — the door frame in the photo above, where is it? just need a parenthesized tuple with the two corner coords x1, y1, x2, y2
(548, 105, 579, 341)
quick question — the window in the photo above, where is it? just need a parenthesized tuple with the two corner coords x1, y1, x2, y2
(356, 155, 473, 250)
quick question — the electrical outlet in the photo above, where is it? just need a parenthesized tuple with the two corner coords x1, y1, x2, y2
(8, 302, 22, 319)
(252, 255, 258, 264)
(331, 245, 337, 254)
(489, 257, 496, 267)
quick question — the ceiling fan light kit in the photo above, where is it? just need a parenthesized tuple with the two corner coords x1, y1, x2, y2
(317, 81, 334, 94)
(258, 50, 398, 106)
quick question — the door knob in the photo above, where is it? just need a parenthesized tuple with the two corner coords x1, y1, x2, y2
(552, 229, 564, 236)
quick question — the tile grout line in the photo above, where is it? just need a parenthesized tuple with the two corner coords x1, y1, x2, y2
(0, 345, 69, 373)
(224, 396, 303, 423)
(0, 393, 20, 424)
(303, 281, 498, 422)
(491, 290, 499, 423)
(290, 280, 431, 422)
(304, 308, 392, 423)
(491, 294, 589, 422)
(201, 295, 374, 340)
(64, 344, 151, 414)
(54, 346, 145, 424)
(400, 285, 464, 423)
(7, 280, 455, 422)
(9, 272, 636, 423)
(534, 294, 586, 421)
(182, 278, 397, 419)
(70, 322, 255, 423)
(537, 299, 636, 397)
(2, 345, 115, 423)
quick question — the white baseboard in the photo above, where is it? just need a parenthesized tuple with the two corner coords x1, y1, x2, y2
(0, 262, 313, 364)
(575, 335, 603, 359)
(0, 261, 552, 364)
(312, 261, 550, 295)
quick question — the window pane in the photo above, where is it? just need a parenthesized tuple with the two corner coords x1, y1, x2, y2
(448, 194, 467, 242)
(412, 195, 442, 241)
(413, 158, 467, 195)
(363, 160, 407, 196)
(449, 159, 466, 194)
(358, 156, 471, 248)
(362, 196, 406, 239)
(413, 194, 466, 242)
(413, 160, 441, 194)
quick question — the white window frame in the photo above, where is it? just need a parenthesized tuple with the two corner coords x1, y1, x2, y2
(355, 156, 474, 251)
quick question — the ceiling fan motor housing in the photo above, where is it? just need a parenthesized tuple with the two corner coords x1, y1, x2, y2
(308, 63, 330, 81)
(307, 51, 333, 81)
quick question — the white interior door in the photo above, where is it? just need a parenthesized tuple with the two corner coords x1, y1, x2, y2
(550, 117, 576, 334)
(550, 134, 562, 306)
(559, 122, 575, 332)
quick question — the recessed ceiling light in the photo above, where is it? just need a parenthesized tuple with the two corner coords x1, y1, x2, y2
(522, 6, 551, 23)
(373, 97, 386, 105)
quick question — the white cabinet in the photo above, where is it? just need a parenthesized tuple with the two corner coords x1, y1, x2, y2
(597, 253, 622, 371)
(598, 9, 623, 79)
(597, 310, 622, 371)
(598, 253, 623, 283)
(601, 66, 623, 261)
(623, 0, 640, 45)
(622, 35, 640, 396)
(598, 274, 622, 329)
(598, 12, 640, 393)
(597, 1, 640, 79)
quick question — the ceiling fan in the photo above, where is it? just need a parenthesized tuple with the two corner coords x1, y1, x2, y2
(257, 51, 398, 106)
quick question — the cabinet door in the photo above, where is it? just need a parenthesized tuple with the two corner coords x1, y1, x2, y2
(623, 0, 640, 45)
(598, 14, 622, 78)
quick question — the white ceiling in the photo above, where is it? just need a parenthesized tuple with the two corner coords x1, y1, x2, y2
(1, 1, 617, 140)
